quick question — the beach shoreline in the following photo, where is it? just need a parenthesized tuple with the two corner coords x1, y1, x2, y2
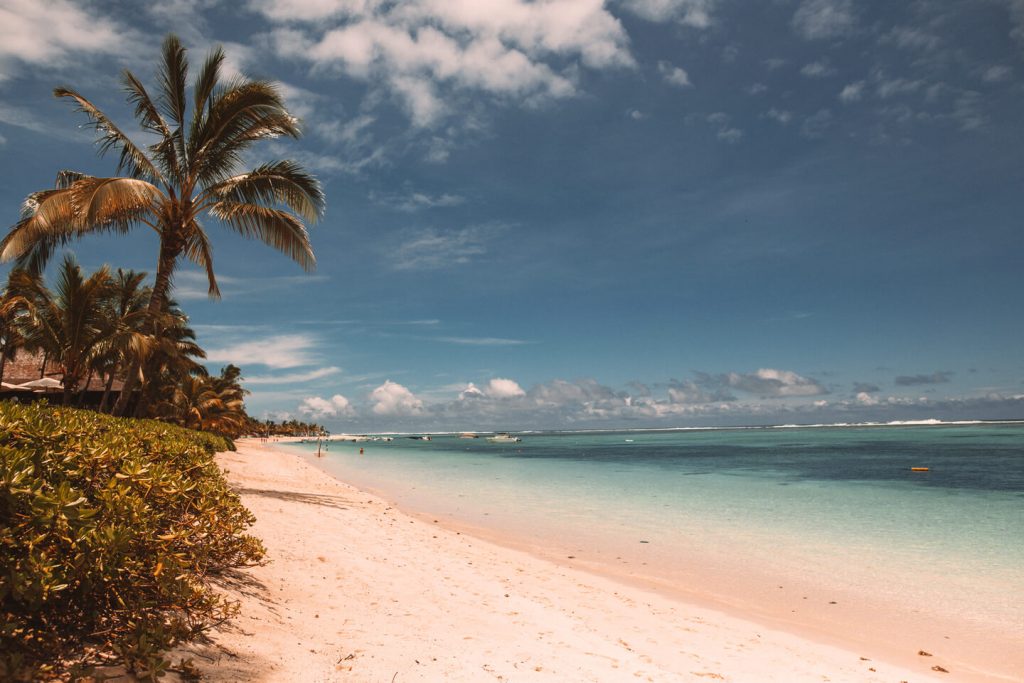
(166, 439, 975, 682)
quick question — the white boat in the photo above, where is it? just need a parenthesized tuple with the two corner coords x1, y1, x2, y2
(487, 433, 521, 443)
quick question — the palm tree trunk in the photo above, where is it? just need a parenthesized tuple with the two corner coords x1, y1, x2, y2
(99, 371, 115, 412)
(77, 368, 94, 407)
(113, 243, 177, 416)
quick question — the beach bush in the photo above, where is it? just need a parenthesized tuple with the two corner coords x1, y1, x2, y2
(0, 402, 263, 680)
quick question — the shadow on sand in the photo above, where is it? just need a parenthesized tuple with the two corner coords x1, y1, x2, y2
(232, 486, 355, 511)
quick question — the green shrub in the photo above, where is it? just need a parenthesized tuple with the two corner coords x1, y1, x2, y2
(0, 402, 263, 681)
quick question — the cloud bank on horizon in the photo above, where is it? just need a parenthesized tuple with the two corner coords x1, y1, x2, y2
(1, 0, 1022, 430)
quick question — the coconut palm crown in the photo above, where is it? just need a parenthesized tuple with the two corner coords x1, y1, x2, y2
(1, 34, 325, 413)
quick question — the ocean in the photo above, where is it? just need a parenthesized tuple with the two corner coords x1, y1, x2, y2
(282, 422, 1024, 680)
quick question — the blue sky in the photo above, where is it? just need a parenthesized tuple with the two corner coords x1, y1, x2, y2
(1, 0, 1022, 431)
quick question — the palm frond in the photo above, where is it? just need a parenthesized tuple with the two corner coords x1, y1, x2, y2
(54, 87, 162, 181)
(210, 201, 315, 271)
(191, 45, 224, 127)
(190, 80, 301, 184)
(157, 34, 190, 177)
(121, 69, 181, 183)
(202, 161, 325, 222)
(70, 176, 162, 229)
(182, 221, 221, 299)
(3, 188, 79, 272)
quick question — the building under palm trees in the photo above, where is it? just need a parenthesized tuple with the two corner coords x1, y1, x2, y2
(0, 348, 125, 408)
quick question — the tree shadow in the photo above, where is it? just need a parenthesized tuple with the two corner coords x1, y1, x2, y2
(232, 486, 354, 510)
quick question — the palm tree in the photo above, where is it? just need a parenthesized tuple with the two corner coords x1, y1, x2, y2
(93, 269, 152, 412)
(3, 256, 116, 405)
(0, 34, 325, 415)
(134, 301, 207, 419)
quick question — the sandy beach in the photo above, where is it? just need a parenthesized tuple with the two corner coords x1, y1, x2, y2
(163, 440, 967, 682)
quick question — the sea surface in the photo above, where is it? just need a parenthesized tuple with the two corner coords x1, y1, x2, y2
(282, 422, 1024, 679)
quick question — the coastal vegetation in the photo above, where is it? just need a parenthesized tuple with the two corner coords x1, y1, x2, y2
(0, 33, 327, 678)
(0, 33, 325, 416)
(0, 402, 264, 680)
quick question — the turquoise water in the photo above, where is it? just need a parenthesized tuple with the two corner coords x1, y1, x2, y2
(283, 423, 1024, 674)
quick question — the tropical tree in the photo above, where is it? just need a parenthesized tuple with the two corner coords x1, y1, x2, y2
(93, 268, 152, 412)
(134, 301, 207, 418)
(157, 366, 248, 436)
(3, 256, 115, 405)
(0, 34, 325, 415)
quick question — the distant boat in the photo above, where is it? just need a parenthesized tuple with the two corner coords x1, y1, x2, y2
(459, 432, 479, 439)
(408, 435, 431, 441)
(487, 433, 521, 443)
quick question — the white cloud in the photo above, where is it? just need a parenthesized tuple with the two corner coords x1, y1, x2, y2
(260, 1, 636, 127)
(658, 60, 692, 88)
(747, 83, 768, 95)
(765, 108, 793, 125)
(485, 377, 526, 399)
(881, 26, 940, 52)
(792, 0, 856, 40)
(800, 59, 836, 78)
(838, 80, 865, 103)
(725, 368, 828, 397)
(435, 336, 529, 346)
(459, 382, 487, 400)
(173, 270, 329, 301)
(299, 394, 355, 418)
(801, 108, 833, 138)
(370, 190, 466, 212)
(717, 127, 743, 143)
(206, 334, 321, 368)
(0, 0, 138, 79)
(982, 65, 1012, 83)
(370, 380, 424, 415)
(246, 367, 343, 385)
(876, 77, 925, 99)
(856, 391, 879, 406)
(392, 224, 501, 270)
(617, 0, 715, 28)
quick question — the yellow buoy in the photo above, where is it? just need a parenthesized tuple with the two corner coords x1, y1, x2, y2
(911, 467, 929, 472)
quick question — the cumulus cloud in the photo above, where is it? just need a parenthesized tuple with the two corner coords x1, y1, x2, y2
(658, 60, 692, 87)
(256, 0, 636, 127)
(0, 0, 139, 79)
(853, 382, 880, 394)
(299, 394, 355, 418)
(723, 368, 828, 398)
(486, 378, 526, 399)
(792, 0, 856, 40)
(667, 379, 735, 404)
(370, 380, 424, 415)
(894, 371, 953, 386)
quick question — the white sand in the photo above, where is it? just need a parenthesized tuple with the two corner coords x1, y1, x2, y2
(175, 441, 954, 682)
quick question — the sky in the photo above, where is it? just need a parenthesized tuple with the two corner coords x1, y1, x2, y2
(1, 0, 1022, 432)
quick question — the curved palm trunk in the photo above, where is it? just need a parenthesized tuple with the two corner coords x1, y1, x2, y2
(113, 243, 177, 416)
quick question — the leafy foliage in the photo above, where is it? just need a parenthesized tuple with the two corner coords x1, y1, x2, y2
(0, 402, 261, 681)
